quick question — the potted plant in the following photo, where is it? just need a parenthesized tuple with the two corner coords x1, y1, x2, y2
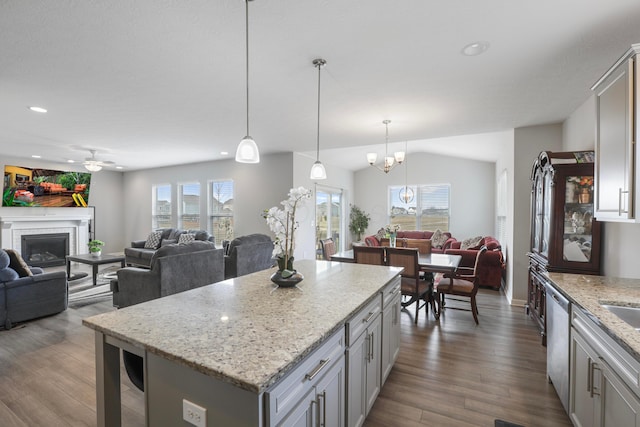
(349, 204, 370, 242)
(88, 239, 105, 257)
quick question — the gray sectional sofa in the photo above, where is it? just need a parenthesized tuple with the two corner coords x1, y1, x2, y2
(112, 240, 224, 308)
(124, 228, 215, 268)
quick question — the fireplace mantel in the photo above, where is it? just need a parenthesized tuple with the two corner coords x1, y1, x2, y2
(0, 207, 92, 257)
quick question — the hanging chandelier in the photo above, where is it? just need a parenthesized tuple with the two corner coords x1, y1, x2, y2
(235, 0, 260, 163)
(309, 58, 327, 180)
(366, 120, 405, 173)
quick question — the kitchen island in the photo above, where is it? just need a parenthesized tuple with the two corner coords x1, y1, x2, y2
(83, 259, 402, 426)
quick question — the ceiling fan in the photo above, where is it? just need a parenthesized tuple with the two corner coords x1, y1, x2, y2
(82, 149, 114, 172)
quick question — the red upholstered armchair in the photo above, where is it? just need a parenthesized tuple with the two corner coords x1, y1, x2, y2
(364, 230, 456, 254)
(445, 236, 505, 289)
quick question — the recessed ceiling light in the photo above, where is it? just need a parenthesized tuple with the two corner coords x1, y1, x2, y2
(31, 155, 41, 158)
(67, 159, 75, 163)
(115, 166, 123, 169)
(220, 151, 229, 156)
(28, 106, 47, 113)
(461, 41, 490, 56)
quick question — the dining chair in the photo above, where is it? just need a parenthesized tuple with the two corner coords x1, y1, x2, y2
(386, 247, 433, 324)
(435, 246, 488, 324)
(320, 238, 337, 261)
(353, 245, 385, 265)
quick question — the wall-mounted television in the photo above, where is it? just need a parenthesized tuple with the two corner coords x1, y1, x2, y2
(2, 165, 92, 207)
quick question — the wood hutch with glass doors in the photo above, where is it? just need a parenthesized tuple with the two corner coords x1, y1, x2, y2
(527, 151, 603, 345)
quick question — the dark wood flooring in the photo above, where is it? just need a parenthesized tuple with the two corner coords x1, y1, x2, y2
(0, 286, 572, 427)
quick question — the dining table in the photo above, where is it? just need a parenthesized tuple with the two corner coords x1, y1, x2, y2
(331, 248, 462, 319)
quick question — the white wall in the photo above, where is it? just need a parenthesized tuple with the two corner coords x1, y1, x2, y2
(512, 124, 563, 304)
(494, 130, 516, 302)
(292, 153, 355, 261)
(353, 151, 496, 243)
(0, 155, 125, 254)
(563, 96, 640, 279)
(121, 153, 293, 246)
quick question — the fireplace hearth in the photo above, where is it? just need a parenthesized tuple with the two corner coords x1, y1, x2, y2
(21, 233, 69, 267)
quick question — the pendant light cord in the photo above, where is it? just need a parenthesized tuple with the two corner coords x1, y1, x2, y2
(316, 62, 321, 161)
(245, 0, 250, 136)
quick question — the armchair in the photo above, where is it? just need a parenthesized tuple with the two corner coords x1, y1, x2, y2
(224, 234, 275, 279)
(0, 249, 67, 329)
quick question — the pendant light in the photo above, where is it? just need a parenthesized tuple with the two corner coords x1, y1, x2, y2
(235, 0, 260, 163)
(367, 120, 405, 173)
(310, 58, 327, 180)
(399, 140, 414, 203)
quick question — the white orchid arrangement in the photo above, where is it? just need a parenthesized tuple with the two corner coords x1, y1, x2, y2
(264, 187, 312, 275)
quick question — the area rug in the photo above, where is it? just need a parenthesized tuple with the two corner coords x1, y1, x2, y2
(67, 266, 119, 308)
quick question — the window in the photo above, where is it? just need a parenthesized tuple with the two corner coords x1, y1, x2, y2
(179, 182, 200, 230)
(152, 184, 172, 229)
(389, 184, 450, 231)
(315, 186, 343, 258)
(209, 180, 234, 243)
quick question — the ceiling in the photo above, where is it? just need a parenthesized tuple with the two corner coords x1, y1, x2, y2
(2, 0, 640, 172)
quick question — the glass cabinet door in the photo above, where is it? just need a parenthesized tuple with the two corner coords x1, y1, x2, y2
(563, 175, 594, 263)
(532, 172, 544, 253)
(541, 171, 553, 257)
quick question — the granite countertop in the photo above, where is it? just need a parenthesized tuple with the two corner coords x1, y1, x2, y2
(548, 272, 640, 360)
(83, 259, 401, 394)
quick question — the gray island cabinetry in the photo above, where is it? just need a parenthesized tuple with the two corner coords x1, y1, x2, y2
(83, 260, 402, 427)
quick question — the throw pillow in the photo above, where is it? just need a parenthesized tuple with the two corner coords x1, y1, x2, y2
(461, 235, 484, 250)
(4, 249, 33, 277)
(178, 233, 196, 244)
(0, 266, 18, 282)
(375, 228, 386, 241)
(430, 229, 448, 249)
(144, 231, 163, 249)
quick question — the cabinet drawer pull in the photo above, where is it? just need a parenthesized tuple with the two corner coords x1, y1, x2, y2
(305, 358, 331, 381)
(391, 285, 401, 295)
(590, 362, 601, 398)
(370, 332, 374, 361)
(363, 311, 376, 323)
(317, 390, 327, 427)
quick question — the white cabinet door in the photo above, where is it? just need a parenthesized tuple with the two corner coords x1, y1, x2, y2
(278, 387, 316, 427)
(315, 357, 345, 427)
(381, 291, 401, 385)
(600, 361, 640, 427)
(365, 313, 382, 416)
(347, 330, 367, 427)
(570, 330, 597, 427)
(594, 53, 635, 221)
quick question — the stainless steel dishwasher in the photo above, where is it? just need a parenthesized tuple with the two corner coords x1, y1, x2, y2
(545, 282, 570, 413)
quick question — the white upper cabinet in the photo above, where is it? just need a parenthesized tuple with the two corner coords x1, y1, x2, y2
(592, 44, 640, 221)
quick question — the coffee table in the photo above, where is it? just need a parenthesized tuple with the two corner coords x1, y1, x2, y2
(66, 253, 126, 286)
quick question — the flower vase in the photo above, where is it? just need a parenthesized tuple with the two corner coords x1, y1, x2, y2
(389, 232, 397, 248)
(271, 256, 304, 287)
(270, 269, 304, 288)
(91, 250, 101, 258)
(578, 188, 591, 204)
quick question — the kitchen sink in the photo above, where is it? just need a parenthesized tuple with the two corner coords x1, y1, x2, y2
(601, 304, 640, 330)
